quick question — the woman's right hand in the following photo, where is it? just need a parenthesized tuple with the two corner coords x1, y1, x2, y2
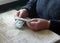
(15, 9, 28, 18)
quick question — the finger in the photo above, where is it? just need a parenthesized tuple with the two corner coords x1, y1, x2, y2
(26, 21, 39, 31)
(19, 11, 23, 18)
(26, 21, 35, 28)
(26, 19, 38, 25)
(29, 22, 40, 31)
(30, 22, 38, 25)
(26, 22, 32, 29)
(27, 21, 34, 26)
(14, 11, 20, 21)
(29, 19, 39, 22)
(15, 11, 20, 16)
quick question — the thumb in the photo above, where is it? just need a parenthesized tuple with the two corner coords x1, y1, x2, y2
(19, 11, 23, 18)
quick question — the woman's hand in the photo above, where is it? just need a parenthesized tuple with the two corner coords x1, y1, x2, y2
(15, 9, 28, 18)
(26, 18, 50, 31)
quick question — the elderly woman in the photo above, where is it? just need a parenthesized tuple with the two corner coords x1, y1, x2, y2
(15, 0, 60, 35)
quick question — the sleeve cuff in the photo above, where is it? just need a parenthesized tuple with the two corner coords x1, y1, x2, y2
(49, 20, 60, 35)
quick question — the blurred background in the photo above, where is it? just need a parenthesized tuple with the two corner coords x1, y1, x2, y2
(0, 0, 28, 13)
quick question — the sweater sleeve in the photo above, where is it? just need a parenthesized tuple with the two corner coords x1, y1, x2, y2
(21, 0, 38, 18)
(49, 20, 60, 35)
(21, 0, 36, 13)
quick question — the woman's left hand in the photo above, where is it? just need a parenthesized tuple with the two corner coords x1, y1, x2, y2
(26, 18, 50, 31)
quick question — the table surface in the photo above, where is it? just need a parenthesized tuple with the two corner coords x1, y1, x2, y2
(0, 10, 60, 43)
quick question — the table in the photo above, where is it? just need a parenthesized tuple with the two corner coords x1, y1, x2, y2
(0, 10, 60, 43)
